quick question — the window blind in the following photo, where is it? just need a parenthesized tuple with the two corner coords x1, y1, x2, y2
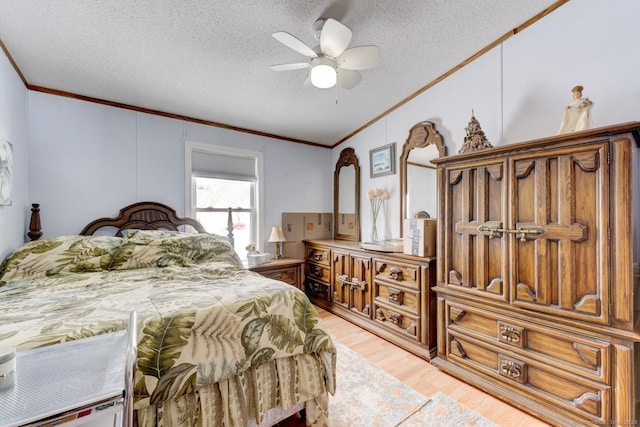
(191, 151, 257, 181)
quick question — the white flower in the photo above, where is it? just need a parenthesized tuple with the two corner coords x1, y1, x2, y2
(368, 188, 389, 241)
(368, 188, 390, 218)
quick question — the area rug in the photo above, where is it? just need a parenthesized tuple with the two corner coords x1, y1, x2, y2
(329, 341, 497, 427)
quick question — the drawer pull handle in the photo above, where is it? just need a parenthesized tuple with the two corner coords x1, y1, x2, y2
(498, 355, 527, 384)
(497, 322, 525, 348)
(389, 267, 403, 281)
(308, 282, 324, 296)
(501, 362, 522, 378)
(313, 253, 323, 261)
(388, 310, 402, 326)
(388, 288, 403, 305)
(500, 326, 521, 343)
(313, 266, 322, 276)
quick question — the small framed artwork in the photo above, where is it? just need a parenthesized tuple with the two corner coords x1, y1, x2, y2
(0, 138, 13, 206)
(369, 142, 396, 178)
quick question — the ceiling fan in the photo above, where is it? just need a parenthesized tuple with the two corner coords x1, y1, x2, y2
(270, 18, 380, 90)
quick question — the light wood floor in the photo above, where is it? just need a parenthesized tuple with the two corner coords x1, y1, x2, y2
(281, 306, 550, 427)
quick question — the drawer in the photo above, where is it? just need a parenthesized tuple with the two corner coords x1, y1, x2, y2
(373, 258, 421, 290)
(260, 267, 299, 287)
(445, 301, 610, 383)
(306, 246, 331, 267)
(306, 278, 330, 301)
(375, 283, 419, 315)
(306, 263, 331, 284)
(373, 302, 420, 341)
(445, 331, 610, 421)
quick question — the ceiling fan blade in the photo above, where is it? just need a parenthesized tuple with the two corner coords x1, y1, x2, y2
(272, 32, 318, 58)
(337, 68, 362, 89)
(337, 45, 380, 70)
(270, 62, 310, 71)
(320, 18, 352, 58)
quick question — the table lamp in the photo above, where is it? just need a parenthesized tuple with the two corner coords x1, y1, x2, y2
(268, 226, 286, 259)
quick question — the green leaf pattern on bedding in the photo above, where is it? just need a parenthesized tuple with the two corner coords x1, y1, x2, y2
(0, 231, 336, 410)
(137, 313, 196, 379)
(0, 235, 122, 284)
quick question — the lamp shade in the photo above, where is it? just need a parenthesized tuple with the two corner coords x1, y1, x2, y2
(309, 57, 337, 89)
(268, 226, 286, 243)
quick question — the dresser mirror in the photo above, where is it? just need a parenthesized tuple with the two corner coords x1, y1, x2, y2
(399, 121, 445, 235)
(334, 147, 360, 241)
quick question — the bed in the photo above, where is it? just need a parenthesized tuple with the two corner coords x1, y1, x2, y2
(0, 202, 336, 427)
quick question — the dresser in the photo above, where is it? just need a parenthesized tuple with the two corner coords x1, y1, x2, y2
(303, 239, 437, 360)
(248, 258, 304, 290)
(432, 123, 640, 426)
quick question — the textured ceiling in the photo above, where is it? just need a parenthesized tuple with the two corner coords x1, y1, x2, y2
(0, 0, 561, 146)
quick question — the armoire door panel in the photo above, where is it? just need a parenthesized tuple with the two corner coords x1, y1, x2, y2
(445, 161, 508, 301)
(509, 144, 609, 324)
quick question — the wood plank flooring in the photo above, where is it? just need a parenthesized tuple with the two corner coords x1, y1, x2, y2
(280, 306, 550, 427)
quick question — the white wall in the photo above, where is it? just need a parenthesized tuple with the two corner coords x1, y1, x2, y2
(27, 92, 332, 251)
(0, 45, 28, 260)
(9, 0, 640, 257)
(339, 0, 640, 242)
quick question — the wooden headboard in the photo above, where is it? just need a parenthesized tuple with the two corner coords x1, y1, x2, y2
(78, 202, 233, 244)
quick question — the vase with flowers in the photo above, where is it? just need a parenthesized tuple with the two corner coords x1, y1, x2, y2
(368, 188, 390, 242)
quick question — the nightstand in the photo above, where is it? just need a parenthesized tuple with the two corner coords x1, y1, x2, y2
(248, 258, 304, 290)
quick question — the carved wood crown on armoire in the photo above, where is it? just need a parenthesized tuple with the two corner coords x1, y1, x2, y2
(431, 122, 640, 426)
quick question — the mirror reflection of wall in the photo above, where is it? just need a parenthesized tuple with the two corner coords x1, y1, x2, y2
(334, 147, 360, 241)
(337, 165, 356, 236)
(406, 144, 439, 218)
(400, 121, 446, 236)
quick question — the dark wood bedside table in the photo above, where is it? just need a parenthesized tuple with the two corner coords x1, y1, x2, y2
(248, 258, 304, 290)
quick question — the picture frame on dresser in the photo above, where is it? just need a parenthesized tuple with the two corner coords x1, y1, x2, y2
(369, 142, 396, 178)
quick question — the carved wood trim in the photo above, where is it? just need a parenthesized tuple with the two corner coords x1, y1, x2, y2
(80, 201, 209, 237)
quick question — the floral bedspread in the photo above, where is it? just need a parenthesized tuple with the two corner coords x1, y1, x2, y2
(0, 231, 336, 414)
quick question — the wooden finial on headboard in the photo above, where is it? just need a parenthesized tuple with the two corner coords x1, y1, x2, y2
(28, 203, 42, 241)
(226, 207, 235, 246)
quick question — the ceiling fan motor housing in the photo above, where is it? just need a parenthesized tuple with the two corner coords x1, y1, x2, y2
(312, 19, 326, 41)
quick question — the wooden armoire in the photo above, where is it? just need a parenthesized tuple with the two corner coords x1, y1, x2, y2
(432, 123, 640, 426)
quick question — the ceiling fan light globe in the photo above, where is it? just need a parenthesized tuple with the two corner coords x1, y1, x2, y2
(310, 58, 337, 89)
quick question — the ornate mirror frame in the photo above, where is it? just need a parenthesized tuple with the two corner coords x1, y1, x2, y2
(399, 121, 446, 235)
(334, 147, 360, 241)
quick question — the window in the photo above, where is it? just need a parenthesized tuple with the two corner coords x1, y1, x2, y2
(185, 142, 263, 259)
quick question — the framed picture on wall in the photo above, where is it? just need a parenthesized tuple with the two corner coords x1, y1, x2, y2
(369, 142, 396, 178)
(0, 138, 13, 206)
